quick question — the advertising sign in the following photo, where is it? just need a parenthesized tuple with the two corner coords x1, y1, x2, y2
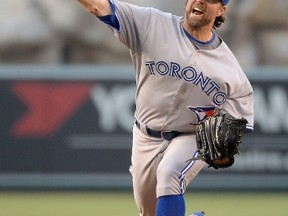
(0, 66, 287, 189)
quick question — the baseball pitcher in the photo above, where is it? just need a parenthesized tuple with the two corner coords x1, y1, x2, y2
(76, 0, 254, 216)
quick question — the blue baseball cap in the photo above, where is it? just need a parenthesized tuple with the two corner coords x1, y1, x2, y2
(222, 0, 229, 5)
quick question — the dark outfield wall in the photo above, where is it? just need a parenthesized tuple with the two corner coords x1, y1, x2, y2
(0, 65, 287, 190)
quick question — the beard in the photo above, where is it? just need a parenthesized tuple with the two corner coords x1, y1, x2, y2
(185, 12, 213, 29)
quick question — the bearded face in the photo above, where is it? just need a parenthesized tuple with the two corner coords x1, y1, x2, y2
(184, 0, 225, 30)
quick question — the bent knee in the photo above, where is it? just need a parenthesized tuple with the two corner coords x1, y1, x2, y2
(156, 165, 181, 197)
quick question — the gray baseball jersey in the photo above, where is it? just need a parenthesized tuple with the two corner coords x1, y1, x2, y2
(106, 0, 254, 132)
(98, 1, 254, 215)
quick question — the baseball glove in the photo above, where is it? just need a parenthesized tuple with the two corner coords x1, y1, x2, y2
(193, 113, 248, 169)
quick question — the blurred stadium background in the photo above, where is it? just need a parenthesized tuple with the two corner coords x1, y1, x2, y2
(0, 0, 288, 215)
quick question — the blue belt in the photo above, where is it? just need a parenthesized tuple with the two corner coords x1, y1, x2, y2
(135, 120, 182, 141)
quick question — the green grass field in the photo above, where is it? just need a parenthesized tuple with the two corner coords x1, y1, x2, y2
(0, 191, 287, 216)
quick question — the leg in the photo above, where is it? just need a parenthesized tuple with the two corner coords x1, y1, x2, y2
(130, 125, 169, 216)
(156, 195, 185, 216)
(155, 134, 206, 216)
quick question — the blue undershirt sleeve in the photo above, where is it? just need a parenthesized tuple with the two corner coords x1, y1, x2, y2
(98, 0, 120, 31)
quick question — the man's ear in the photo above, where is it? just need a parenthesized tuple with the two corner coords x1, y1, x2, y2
(217, 6, 227, 17)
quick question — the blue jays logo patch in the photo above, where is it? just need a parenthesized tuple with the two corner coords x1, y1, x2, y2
(188, 106, 217, 124)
